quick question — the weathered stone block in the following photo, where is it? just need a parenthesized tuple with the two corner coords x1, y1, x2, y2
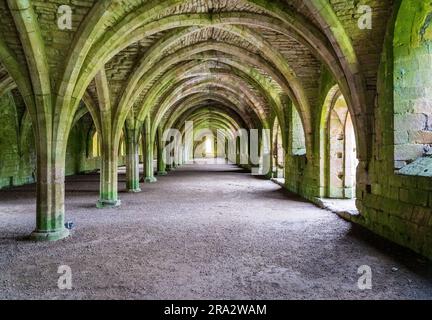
(394, 144, 424, 161)
(394, 114, 427, 131)
(408, 130, 432, 144)
(399, 187, 429, 207)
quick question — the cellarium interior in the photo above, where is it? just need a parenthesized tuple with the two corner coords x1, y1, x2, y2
(0, 0, 431, 299)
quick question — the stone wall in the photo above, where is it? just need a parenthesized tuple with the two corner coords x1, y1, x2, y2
(0, 92, 35, 188)
(357, 0, 432, 259)
(283, 1, 432, 260)
(393, 2, 432, 168)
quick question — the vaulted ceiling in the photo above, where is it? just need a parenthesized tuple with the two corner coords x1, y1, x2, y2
(0, 0, 392, 160)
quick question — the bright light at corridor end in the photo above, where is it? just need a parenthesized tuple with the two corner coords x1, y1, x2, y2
(205, 137, 213, 154)
(162, 121, 272, 175)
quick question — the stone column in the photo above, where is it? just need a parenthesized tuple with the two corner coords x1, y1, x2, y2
(94, 69, 121, 209)
(125, 125, 141, 193)
(157, 132, 167, 175)
(143, 117, 157, 183)
(7, 2, 69, 241)
(31, 144, 70, 241)
(166, 136, 174, 171)
(179, 146, 184, 165)
(272, 130, 278, 178)
(265, 128, 273, 179)
(174, 140, 183, 167)
(225, 139, 229, 163)
(97, 131, 121, 208)
(236, 136, 241, 165)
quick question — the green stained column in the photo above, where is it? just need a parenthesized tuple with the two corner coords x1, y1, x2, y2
(125, 126, 141, 193)
(97, 133, 121, 208)
(157, 133, 167, 175)
(31, 142, 70, 241)
(95, 69, 120, 208)
(7, 2, 69, 241)
(143, 117, 157, 183)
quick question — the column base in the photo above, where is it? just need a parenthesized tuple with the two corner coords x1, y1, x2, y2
(157, 171, 168, 176)
(144, 176, 157, 183)
(265, 173, 273, 180)
(30, 228, 70, 242)
(97, 199, 122, 209)
(127, 188, 142, 193)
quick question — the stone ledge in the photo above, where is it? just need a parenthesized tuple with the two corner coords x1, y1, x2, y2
(313, 198, 360, 222)
(397, 156, 432, 177)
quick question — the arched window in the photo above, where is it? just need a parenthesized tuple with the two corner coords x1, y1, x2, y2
(118, 134, 126, 157)
(138, 135, 143, 157)
(291, 107, 306, 156)
(91, 132, 101, 158)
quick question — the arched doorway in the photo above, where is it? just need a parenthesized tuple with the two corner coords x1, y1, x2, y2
(272, 118, 285, 179)
(322, 87, 358, 199)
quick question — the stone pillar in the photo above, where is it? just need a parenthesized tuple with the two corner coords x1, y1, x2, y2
(125, 126, 141, 193)
(225, 138, 230, 164)
(179, 146, 183, 166)
(97, 132, 121, 208)
(272, 130, 278, 178)
(236, 136, 241, 165)
(174, 141, 183, 167)
(95, 69, 121, 208)
(265, 128, 273, 179)
(166, 136, 174, 171)
(157, 133, 167, 176)
(143, 117, 157, 183)
(31, 146, 70, 241)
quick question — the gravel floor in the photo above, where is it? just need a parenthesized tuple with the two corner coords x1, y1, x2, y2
(0, 161, 431, 300)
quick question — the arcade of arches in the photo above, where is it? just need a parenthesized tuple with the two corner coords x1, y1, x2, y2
(0, 0, 431, 298)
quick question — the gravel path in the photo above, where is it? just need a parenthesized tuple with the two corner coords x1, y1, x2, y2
(0, 161, 431, 299)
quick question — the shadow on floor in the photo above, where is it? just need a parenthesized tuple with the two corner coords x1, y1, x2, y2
(344, 223, 432, 276)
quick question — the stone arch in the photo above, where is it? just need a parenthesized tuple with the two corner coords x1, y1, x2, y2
(63, 6, 348, 157)
(132, 57, 273, 132)
(165, 96, 254, 134)
(148, 78, 269, 143)
(189, 118, 238, 161)
(120, 42, 295, 144)
(0, 0, 381, 245)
